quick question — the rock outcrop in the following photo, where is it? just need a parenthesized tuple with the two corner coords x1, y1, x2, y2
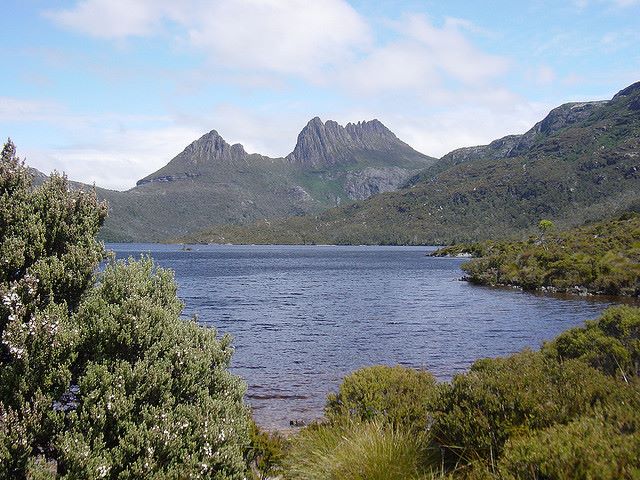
(286, 117, 431, 168)
(137, 130, 248, 186)
(97, 117, 435, 241)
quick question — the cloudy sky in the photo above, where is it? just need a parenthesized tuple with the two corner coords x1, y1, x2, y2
(2, 0, 639, 190)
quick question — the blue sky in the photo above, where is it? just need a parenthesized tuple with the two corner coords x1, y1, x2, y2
(2, 0, 639, 189)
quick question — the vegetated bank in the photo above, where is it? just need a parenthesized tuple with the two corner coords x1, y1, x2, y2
(255, 305, 640, 479)
(432, 214, 640, 297)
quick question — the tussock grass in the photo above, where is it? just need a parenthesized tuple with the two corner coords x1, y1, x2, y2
(285, 420, 440, 480)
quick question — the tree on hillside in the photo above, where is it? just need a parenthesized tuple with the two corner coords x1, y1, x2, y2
(0, 140, 250, 478)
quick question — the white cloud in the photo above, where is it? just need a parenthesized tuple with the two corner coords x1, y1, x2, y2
(46, 0, 371, 79)
(329, 88, 551, 158)
(44, 0, 169, 38)
(338, 14, 508, 94)
(188, 1, 370, 78)
(573, 0, 640, 7)
(0, 97, 62, 122)
(26, 125, 202, 190)
(1, 96, 201, 190)
(39, 1, 551, 186)
(388, 101, 552, 158)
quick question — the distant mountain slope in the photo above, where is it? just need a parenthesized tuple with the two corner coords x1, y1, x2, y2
(179, 82, 640, 245)
(97, 118, 435, 241)
(407, 100, 609, 182)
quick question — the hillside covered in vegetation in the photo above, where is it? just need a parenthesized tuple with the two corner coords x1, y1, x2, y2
(434, 214, 640, 297)
(179, 81, 640, 246)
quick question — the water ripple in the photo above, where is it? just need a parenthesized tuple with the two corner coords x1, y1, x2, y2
(109, 243, 622, 429)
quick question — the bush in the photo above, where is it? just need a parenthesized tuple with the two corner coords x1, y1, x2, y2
(458, 214, 640, 296)
(434, 351, 620, 468)
(0, 139, 106, 477)
(0, 140, 251, 478)
(56, 258, 250, 479)
(543, 305, 640, 379)
(325, 365, 439, 432)
(499, 398, 640, 479)
(246, 420, 287, 480)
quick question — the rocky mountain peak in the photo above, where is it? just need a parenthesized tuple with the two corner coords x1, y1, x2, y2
(531, 101, 608, 137)
(287, 117, 409, 167)
(136, 129, 247, 186)
(182, 129, 247, 162)
(612, 81, 640, 100)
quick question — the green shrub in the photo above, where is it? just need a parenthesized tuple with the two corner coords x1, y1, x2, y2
(325, 365, 439, 432)
(0, 140, 106, 477)
(434, 351, 620, 468)
(246, 420, 288, 480)
(458, 214, 640, 296)
(499, 398, 640, 479)
(543, 305, 640, 379)
(285, 420, 438, 480)
(0, 140, 251, 478)
(56, 258, 250, 479)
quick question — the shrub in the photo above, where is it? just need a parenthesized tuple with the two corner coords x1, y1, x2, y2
(499, 397, 640, 479)
(0, 139, 106, 477)
(458, 214, 640, 296)
(0, 140, 251, 478)
(325, 365, 439, 432)
(434, 351, 620, 468)
(56, 258, 250, 479)
(543, 305, 640, 379)
(246, 420, 288, 480)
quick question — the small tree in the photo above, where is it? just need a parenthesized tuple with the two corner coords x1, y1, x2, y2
(537, 219, 555, 251)
(0, 139, 107, 476)
(538, 219, 555, 237)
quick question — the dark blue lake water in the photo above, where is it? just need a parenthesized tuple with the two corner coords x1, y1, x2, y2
(109, 244, 620, 429)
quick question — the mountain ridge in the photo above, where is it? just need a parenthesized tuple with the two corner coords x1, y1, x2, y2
(178, 81, 640, 245)
(95, 117, 436, 241)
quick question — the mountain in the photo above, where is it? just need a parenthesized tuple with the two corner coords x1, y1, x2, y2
(407, 100, 609, 182)
(179, 81, 640, 245)
(96, 118, 435, 242)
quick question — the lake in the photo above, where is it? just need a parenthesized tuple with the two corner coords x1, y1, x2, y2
(109, 243, 620, 429)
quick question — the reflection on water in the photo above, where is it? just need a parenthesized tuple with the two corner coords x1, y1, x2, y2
(109, 244, 623, 429)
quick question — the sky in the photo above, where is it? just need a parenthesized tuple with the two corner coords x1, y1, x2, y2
(2, 0, 639, 190)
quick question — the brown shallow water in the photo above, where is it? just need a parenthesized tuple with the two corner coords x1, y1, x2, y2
(110, 244, 628, 429)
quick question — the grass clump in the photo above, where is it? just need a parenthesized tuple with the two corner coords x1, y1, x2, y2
(285, 420, 438, 480)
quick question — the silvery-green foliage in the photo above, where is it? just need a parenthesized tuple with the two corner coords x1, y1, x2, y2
(57, 258, 250, 479)
(0, 140, 250, 479)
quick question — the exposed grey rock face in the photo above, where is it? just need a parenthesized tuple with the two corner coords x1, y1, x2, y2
(344, 167, 415, 200)
(137, 130, 248, 186)
(97, 116, 435, 241)
(286, 117, 427, 167)
(179, 129, 247, 164)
